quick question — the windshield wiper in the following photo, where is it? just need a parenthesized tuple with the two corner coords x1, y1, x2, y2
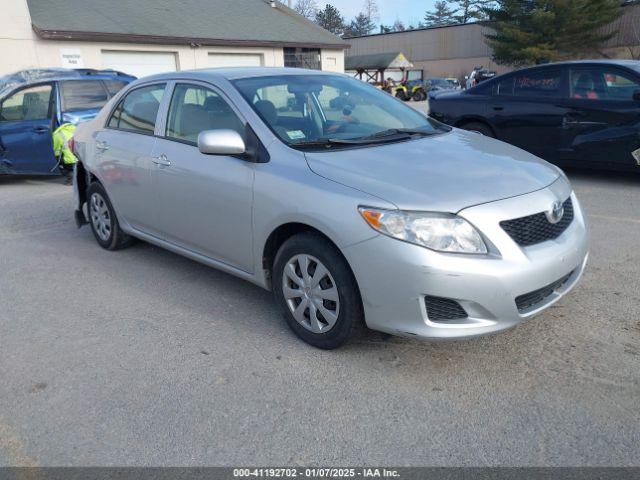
(292, 137, 399, 149)
(292, 128, 444, 150)
(362, 128, 441, 140)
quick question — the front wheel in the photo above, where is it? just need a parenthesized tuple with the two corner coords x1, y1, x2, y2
(395, 91, 408, 101)
(273, 233, 363, 349)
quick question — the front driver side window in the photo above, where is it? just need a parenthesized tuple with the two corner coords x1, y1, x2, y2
(107, 83, 166, 134)
(570, 67, 640, 101)
(166, 84, 244, 144)
(0, 84, 53, 122)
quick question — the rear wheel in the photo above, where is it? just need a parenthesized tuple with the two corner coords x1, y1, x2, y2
(273, 233, 363, 349)
(87, 182, 133, 250)
(412, 90, 426, 102)
(460, 121, 495, 137)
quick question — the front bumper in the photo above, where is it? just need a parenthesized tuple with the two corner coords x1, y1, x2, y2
(342, 179, 589, 340)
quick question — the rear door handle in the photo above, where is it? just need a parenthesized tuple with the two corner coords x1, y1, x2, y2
(33, 126, 49, 134)
(95, 140, 109, 151)
(492, 105, 504, 111)
(152, 154, 171, 166)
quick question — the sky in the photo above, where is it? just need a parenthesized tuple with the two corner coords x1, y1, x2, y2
(323, 0, 438, 29)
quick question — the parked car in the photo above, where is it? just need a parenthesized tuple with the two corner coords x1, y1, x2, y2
(427, 77, 457, 92)
(464, 66, 496, 89)
(0, 68, 135, 175)
(72, 68, 588, 349)
(445, 77, 462, 90)
(430, 60, 640, 171)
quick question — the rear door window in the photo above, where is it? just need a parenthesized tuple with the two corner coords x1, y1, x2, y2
(60, 80, 109, 111)
(513, 69, 562, 98)
(107, 83, 166, 134)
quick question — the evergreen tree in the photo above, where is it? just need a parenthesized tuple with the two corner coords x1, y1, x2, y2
(450, 0, 495, 23)
(484, 0, 621, 66)
(315, 4, 346, 36)
(345, 13, 376, 36)
(424, 1, 458, 26)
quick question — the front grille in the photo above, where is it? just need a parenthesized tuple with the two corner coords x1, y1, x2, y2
(424, 296, 468, 321)
(500, 198, 574, 247)
(515, 271, 574, 312)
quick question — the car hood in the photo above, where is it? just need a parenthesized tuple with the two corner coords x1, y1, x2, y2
(304, 129, 561, 212)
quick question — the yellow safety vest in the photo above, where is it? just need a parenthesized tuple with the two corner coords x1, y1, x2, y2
(52, 123, 77, 165)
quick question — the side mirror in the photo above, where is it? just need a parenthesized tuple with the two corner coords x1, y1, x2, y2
(198, 129, 245, 156)
(633, 90, 640, 102)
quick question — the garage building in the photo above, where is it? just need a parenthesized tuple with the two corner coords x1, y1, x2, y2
(1, 0, 347, 78)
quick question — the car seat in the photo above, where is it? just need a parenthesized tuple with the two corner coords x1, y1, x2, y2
(573, 73, 599, 99)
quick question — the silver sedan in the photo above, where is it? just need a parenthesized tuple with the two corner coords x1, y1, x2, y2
(72, 68, 589, 349)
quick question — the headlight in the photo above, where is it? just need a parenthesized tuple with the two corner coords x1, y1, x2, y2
(359, 207, 487, 254)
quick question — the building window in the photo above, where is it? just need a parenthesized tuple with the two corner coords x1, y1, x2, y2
(284, 48, 321, 70)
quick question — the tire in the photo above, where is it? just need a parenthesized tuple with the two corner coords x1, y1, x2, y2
(412, 90, 426, 102)
(395, 91, 408, 101)
(87, 182, 133, 251)
(273, 232, 363, 349)
(460, 121, 495, 137)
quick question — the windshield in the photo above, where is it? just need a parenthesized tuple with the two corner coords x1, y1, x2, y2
(429, 78, 450, 87)
(233, 74, 448, 149)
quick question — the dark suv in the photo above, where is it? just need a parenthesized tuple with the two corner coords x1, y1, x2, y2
(0, 68, 135, 175)
(429, 60, 640, 171)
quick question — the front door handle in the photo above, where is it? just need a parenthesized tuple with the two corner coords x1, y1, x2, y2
(33, 126, 49, 134)
(152, 154, 171, 166)
(95, 140, 110, 151)
(492, 105, 504, 111)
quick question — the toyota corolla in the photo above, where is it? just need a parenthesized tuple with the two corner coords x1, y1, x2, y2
(72, 68, 589, 349)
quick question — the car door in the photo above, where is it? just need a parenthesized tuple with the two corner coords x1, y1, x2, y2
(150, 82, 254, 272)
(488, 67, 569, 161)
(557, 65, 640, 168)
(95, 83, 167, 234)
(0, 83, 56, 174)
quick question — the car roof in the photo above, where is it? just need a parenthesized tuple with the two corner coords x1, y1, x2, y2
(0, 68, 136, 98)
(496, 59, 640, 76)
(135, 67, 344, 84)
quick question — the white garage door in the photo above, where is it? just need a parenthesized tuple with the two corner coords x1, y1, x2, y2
(208, 53, 263, 68)
(102, 51, 177, 78)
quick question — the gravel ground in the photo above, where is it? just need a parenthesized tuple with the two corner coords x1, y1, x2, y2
(0, 169, 638, 467)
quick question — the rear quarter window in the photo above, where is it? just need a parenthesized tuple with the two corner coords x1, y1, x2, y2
(60, 80, 109, 111)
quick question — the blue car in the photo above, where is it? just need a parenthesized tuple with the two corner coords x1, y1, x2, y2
(0, 68, 135, 175)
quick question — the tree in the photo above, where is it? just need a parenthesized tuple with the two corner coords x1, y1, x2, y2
(484, 0, 621, 66)
(345, 12, 376, 36)
(392, 19, 406, 31)
(293, 0, 318, 19)
(315, 4, 346, 36)
(362, 0, 380, 25)
(449, 0, 495, 23)
(424, 0, 458, 26)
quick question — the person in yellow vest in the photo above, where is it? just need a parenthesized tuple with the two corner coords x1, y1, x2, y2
(52, 123, 77, 182)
